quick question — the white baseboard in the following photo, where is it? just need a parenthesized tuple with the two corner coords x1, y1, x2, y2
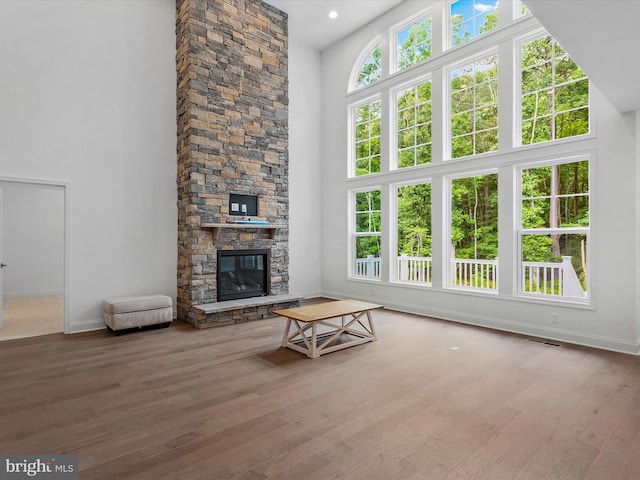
(322, 289, 640, 355)
(290, 289, 324, 299)
(67, 319, 106, 334)
(67, 310, 179, 334)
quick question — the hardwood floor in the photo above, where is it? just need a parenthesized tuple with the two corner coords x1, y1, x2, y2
(1, 303, 639, 479)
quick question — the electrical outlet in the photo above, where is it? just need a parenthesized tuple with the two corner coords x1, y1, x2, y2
(552, 312, 559, 324)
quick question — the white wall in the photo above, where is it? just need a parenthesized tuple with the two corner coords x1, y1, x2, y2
(636, 110, 640, 348)
(0, 1, 177, 332)
(1, 182, 65, 298)
(628, 111, 640, 344)
(288, 39, 323, 298)
(319, 2, 640, 353)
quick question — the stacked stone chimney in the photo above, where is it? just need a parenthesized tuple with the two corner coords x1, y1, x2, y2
(176, 0, 294, 326)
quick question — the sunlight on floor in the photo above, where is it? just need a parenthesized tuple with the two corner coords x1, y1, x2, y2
(0, 296, 64, 341)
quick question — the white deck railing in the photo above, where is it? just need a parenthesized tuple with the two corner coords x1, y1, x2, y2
(355, 254, 585, 298)
(355, 255, 381, 278)
(522, 256, 586, 298)
(451, 258, 498, 290)
(398, 254, 432, 283)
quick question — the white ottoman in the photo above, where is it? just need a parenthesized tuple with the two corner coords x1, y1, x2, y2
(103, 294, 172, 334)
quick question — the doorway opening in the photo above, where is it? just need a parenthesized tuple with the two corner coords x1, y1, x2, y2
(0, 179, 68, 341)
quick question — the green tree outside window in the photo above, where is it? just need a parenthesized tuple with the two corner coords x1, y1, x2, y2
(397, 81, 432, 167)
(354, 101, 381, 176)
(521, 35, 589, 144)
(451, 55, 498, 158)
(355, 44, 381, 89)
(397, 16, 432, 70)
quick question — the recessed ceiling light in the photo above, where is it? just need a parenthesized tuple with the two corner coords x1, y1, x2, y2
(328, 10, 338, 19)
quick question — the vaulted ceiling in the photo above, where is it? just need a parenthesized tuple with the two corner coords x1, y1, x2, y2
(265, 0, 403, 51)
(524, 0, 640, 114)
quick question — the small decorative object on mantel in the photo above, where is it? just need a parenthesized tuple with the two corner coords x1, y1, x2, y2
(228, 217, 269, 225)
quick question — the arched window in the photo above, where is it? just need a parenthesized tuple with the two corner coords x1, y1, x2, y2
(350, 38, 381, 91)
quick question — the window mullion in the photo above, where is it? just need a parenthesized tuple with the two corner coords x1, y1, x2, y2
(498, 165, 516, 296)
(431, 0, 445, 56)
(498, 0, 515, 26)
(380, 89, 392, 173)
(431, 175, 445, 289)
(498, 39, 514, 152)
(432, 67, 445, 163)
(380, 27, 391, 80)
(380, 184, 392, 282)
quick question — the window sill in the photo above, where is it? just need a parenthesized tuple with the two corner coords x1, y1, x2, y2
(352, 278, 594, 309)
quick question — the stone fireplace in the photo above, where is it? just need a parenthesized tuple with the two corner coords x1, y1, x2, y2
(176, 0, 300, 327)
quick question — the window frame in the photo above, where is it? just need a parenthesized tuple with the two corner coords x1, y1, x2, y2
(349, 94, 383, 178)
(392, 8, 433, 74)
(351, 187, 383, 280)
(448, 0, 499, 50)
(349, 36, 382, 92)
(516, 156, 591, 303)
(393, 74, 433, 170)
(516, 29, 591, 148)
(516, 0, 530, 19)
(445, 168, 500, 293)
(392, 178, 433, 286)
(447, 49, 500, 160)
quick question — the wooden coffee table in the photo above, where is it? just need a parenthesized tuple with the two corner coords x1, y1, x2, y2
(273, 299, 383, 358)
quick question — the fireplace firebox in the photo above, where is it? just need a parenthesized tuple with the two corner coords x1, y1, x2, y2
(217, 249, 270, 302)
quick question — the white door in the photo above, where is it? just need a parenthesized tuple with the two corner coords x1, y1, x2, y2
(0, 186, 4, 331)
